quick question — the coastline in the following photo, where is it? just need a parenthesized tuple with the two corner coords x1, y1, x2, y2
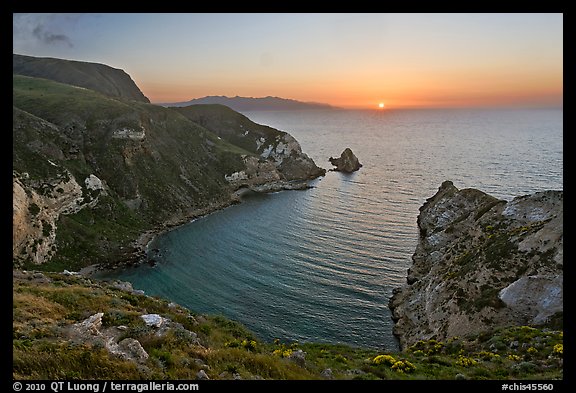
(80, 196, 238, 277)
(80, 178, 319, 277)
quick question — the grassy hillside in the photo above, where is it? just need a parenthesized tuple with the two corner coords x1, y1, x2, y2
(174, 104, 291, 155)
(13, 75, 255, 270)
(13, 74, 325, 271)
(13, 54, 150, 103)
(13, 271, 563, 380)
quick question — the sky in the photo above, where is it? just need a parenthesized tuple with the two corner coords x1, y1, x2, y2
(13, 13, 563, 109)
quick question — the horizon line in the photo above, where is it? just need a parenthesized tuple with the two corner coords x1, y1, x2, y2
(150, 100, 564, 111)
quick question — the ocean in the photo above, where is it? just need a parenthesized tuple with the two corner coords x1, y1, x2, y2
(96, 108, 563, 351)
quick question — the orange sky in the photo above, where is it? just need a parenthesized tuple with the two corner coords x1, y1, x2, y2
(14, 13, 563, 109)
(140, 65, 563, 109)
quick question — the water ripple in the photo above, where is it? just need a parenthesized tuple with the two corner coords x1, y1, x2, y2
(99, 108, 562, 351)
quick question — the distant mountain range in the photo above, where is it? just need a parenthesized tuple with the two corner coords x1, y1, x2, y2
(160, 96, 337, 111)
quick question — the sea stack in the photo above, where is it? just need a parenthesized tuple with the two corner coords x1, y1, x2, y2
(329, 148, 362, 173)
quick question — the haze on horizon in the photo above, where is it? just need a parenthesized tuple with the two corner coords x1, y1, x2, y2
(13, 13, 563, 109)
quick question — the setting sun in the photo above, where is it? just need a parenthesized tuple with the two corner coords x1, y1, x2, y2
(378, 103, 385, 109)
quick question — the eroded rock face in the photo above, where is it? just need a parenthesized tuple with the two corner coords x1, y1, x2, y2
(224, 156, 281, 189)
(175, 104, 326, 187)
(389, 181, 562, 349)
(329, 148, 362, 173)
(13, 170, 105, 266)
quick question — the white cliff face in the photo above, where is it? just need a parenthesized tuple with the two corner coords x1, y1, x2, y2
(499, 275, 563, 325)
(85, 174, 105, 192)
(13, 169, 106, 266)
(224, 156, 281, 189)
(224, 171, 249, 183)
(112, 127, 145, 140)
(389, 182, 563, 349)
(259, 134, 302, 165)
(256, 134, 324, 181)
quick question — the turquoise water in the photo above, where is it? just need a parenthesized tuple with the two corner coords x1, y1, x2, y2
(98, 108, 563, 351)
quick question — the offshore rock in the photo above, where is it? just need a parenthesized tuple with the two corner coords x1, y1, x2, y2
(329, 148, 362, 173)
(389, 181, 562, 349)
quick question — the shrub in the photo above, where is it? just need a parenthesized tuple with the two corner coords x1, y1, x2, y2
(476, 351, 501, 362)
(507, 354, 522, 362)
(391, 360, 416, 373)
(242, 339, 257, 351)
(552, 344, 563, 357)
(224, 338, 257, 352)
(512, 361, 538, 375)
(526, 347, 538, 355)
(272, 348, 293, 358)
(456, 355, 478, 367)
(28, 203, 41, 216)
(271, 340, 298, 358)
(372, 354, 397, 366)
(408, 339, 444, 355)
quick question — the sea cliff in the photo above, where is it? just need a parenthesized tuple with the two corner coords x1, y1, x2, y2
(389, 181, 563, 349)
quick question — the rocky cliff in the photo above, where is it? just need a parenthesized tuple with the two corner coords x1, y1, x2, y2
(389, 181, 563, 349)
(13, 59, 324, 271)
(174, 104, 325, 184)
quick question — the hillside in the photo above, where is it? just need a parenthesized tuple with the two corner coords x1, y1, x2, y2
(13, 72, 324, 272)
(161, 95, 335, 111)
(13, 54, 150, 103)
(174, 104, 325, 181)
(13, 270, 563, 380)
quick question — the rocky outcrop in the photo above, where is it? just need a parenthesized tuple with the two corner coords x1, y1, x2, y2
(261, 133, 325, 180)
(66, 313, 149, 363)
(175, 104, 326, 184)
(224, 156, 281, 189)
(66, 311, 199, 364)
(12, 168, 105, 266)
(223, 153, 320, 193)
(329, 148, 362, 173)
(389, 181, 562, 349)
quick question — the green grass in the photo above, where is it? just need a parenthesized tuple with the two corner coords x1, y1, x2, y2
(13, 74, 133, 123)
(175, 104, 288, 155)
(13, 74, 324, 271)
(13, 75, 260, 270)
(13, 271, 563, 380)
